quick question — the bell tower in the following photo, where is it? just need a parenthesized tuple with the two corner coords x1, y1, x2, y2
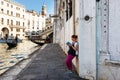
(41, 5, 47, 17)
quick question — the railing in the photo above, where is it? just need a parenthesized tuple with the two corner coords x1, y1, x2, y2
(42, 26, 53, 32)
(9, 25, 25, 29)
(41, 26, 53, 35)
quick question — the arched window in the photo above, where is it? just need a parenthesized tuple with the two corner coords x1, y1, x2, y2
(1, 18, 4, 24)
(66, 0, 72, 21)
(69, 0, 72, 17)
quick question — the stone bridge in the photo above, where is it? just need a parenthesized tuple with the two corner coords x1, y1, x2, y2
(41, 26, 53, 43)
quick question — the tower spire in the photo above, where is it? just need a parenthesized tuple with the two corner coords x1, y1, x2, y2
(41, 0, 46, 17)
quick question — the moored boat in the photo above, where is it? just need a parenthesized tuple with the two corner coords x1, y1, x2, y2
(6, 39, 17, 48)
(31, 40, 45, 46)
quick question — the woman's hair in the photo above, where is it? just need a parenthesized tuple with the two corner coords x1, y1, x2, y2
(71, 35, 78, 39)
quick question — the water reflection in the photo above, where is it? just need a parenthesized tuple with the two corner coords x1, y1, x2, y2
(0, 40, 39, 75)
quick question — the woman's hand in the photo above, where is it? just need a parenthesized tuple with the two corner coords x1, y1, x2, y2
(71, 45, 78, 51)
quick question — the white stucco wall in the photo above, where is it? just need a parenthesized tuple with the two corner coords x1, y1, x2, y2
(109, 0, 120, 61)
(54, 0, 120, 80)
(79, 0, 96, 80)
(54, 0, 96, 79)
(53, 0, 61, 43)
(98, 0, 120, 80)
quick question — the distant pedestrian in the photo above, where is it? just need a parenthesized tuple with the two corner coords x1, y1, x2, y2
(5, 34, 8, 40)
(66, 35, 79, 73)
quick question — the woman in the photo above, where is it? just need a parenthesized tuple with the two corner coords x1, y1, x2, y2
(66, 35, 78, 73)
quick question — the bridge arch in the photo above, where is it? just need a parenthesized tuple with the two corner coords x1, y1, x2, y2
(45, 32, 53, 43)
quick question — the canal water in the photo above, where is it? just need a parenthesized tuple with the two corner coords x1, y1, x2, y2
(0, 40, 39, 75)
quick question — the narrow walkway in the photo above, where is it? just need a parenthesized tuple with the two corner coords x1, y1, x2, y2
(15, 44, 86, 80)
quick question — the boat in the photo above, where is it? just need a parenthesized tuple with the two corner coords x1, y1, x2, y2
(28, 35, 45, 46)
(6, 39, 17, 48)
(0, 39, 7, 43)
(31, 40, 45, 46)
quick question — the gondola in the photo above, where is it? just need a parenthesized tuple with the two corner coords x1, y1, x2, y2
(6, 40, 17, 48)
(31, 40, 44, 46)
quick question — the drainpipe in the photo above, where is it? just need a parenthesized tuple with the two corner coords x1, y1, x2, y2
(73, 0, 76, 35)
(96, 0, 100, 80)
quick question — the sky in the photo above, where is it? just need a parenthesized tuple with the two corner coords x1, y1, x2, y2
(15, 0, 54, 16)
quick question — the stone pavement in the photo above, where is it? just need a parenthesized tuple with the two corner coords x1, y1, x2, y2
(15, 44, 87, 80)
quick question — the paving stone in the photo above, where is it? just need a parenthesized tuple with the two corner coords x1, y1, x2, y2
(15, 44, 86, 80)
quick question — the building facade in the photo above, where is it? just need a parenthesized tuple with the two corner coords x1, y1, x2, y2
(43, 17, 53, 31)
(0, 0, 46, 39)
(0, 0, 26, 39)
(54, 0, 85, 77)
(54, 0, 120, 80)
(25, 9, 46, 36)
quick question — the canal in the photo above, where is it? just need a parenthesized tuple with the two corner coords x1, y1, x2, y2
(0, 40, 39, 75)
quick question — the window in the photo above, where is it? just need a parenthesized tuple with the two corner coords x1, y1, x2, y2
(11, 11, 13, 16)
(63, 2, 65, 9)
(19, 22, 20, 26)
(11, 34, 13, 36)
(7, 10, 9, 15)
(66, 11, 68, 21)
(69, 0, 72, 17)
(11, 20, 13, 25)
(23, 15, 24, 18)
(16, 7, 20, 10)
(1, 18, 4, 24)
(66, 0, 68, 21)
(66, 0, 72, 21)
(16, 13, 20, 17)
(28, 20, 30, 26)
(16, 29, 20, 32)
(7, 19, 9, 25)
(1, 1, 4, 5)
(16, 21, 20, 26)
(11, 5, 13, 8)
(16, 21, 18, 25)
(11, 28, 13, 31)
(23, 22, 24, 26)
(7, 3, 9, 7)
(23, 29, 25, 32)
(47, 27, 50, 29)
(1, 9, 3, 13)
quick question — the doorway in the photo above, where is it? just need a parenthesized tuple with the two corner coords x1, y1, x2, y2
(1, 27, 9, 39)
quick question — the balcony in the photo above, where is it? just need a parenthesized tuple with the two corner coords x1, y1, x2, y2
(9, 25, 25, 29)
